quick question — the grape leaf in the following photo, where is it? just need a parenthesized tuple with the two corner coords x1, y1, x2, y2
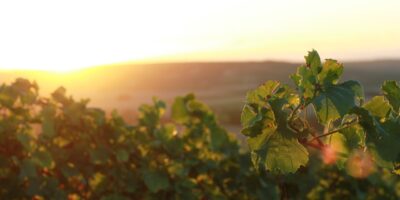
(172, 96, 190, 124)
(20, 159, 37, 178)
(32, 151, 53, 168)
(41, 105, 56, 138)
(209, 125, 229, 150)
(291, 65, 316, 99)
(142, 169, 170, 193)
(331, 125, 366, 168)
(251, 132, 308, 174)
(368, 120, 400, 168)
(243, 82, 308, 174)
(305, 49, 322, 75)
(245, 80, 280, 105)
(115, 149, 129, 163)
(382, 80, 400, 113)
(90, 147, 110, 165)
(317, 59, 343, 86)
(363, 96, 391, 118)
(17, 132, 33, 151)
(351, 106, 400, 168)
(241, 105, 262, 129)
(312, 81, 363, 124)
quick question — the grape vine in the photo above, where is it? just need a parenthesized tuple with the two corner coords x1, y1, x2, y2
(0, 50, 399, 199)
(241, 50, 400, 176)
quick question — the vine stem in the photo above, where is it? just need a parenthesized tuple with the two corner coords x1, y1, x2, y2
(309, 129, 324, 146)
(300, 139, 324, 150)
(288, 104, 302, 123)
(288, 104, 303, 134)
(288, 101, 325, 146)
(308, 119, 358, 143)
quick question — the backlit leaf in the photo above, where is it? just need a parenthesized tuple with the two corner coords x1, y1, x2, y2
(313, 81, 362, 124)
(382, 80, 400, 113)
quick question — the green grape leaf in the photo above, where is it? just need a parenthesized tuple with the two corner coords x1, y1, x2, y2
(382, 80, 400, 113)
(32, 150, 53, 168)
(331, 125, 366, 168)
(17, 132, 33, 151)
(327, 133, 349, 168)
(363, 96, 391, 118)
(313, 81, 363, 124)
(172, 96, 190, 124)
(244, 83, 308, 174)
(241, 105, 262, 129)
(247, 124, 276, 151)
(88, 108, 106, 126)
(138, 99, 166, 127)
(342, 79, 364, 103)
(250, 132, 308, 174)
(20, 159, 37, 179)
(290, 66, 316, 99)
(60, 164, 79, 177)
(241, 92, 276, 137)
(115, 149, 129, 163)
(317, 59, 343, 86)
(367, 120, 400, 168)
(351, 107, 388, 138)
(41, 105, 56, 138)
(305, 49, 322, 75)
(154, 123, 176, 143)
(338, 125, 366, 150)
(167, 162, 186, 177)
(142, 169, 170, 193)
(12, 78, 38, 105)
(245, 80, 280, 105)
(241, 80, 282, 132)
(0, 89, 14, 107)
(351, 107, 400, 168)
(209, 125, 229, 150)
(51, 86, 70, 105)
(187, 99, 210, 113)
(90, 147, 110, 165)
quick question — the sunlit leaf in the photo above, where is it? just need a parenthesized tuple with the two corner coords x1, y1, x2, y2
(251, 132, 308, 174)
(363, 96, 391, 118)
(382, 80, 400, 113)
(313, 81, 362, 124)
(317, 59, 343, 86)
(245, 80, 280, 105)
(305, 49, 322, 75)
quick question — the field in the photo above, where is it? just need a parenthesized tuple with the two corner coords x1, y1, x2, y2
(1, 59, 399, 132)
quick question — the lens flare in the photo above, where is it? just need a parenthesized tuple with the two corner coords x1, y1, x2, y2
(346, 150, 375, 178)
(322, 145, 337, 165)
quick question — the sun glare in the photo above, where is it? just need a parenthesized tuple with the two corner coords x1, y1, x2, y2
(0, 0, 400, 71)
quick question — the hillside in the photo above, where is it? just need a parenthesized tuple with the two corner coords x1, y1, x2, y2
(1, 60, 399, 128)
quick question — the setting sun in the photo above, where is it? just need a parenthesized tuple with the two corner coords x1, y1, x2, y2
(0, 0, 400, 71)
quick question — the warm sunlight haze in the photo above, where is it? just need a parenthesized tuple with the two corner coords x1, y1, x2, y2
(1, 1, 400, 199)
(0, 0, 399, 71)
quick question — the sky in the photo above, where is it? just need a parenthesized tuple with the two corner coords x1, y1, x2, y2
(0, 0, 399, 71)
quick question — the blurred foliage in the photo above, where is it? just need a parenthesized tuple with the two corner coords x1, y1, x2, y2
(0, 78, 276, 199)
(0, 51, 399, 199)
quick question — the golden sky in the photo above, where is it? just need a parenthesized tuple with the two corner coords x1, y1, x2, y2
(0, 0, 399, 71)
